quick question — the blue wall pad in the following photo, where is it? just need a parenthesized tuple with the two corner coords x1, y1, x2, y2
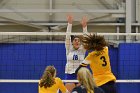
(1, 43, 140, 93)
(0, 83, 38, 93)
(0, 43, 66, 79)
(118, 43, 140, 79)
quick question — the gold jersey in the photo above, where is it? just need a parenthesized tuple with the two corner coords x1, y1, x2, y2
(39, 77, 67, 93)
(82, 47, 116, 86)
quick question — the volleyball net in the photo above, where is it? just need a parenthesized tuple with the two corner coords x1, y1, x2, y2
(1, 79, 140, 83)
(0, 32, 140, 84)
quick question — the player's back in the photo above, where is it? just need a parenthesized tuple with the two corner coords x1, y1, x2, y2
(89, 47, 111, 75)
(39, 77, 66, 93)
(86, 47, 116, 86)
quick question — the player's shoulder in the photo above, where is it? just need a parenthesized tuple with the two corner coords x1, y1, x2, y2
(55, 77, 61, 80)
(104, 46, 108, 50)
(88, 51, 96, 56)
(55, 77, 63, 83)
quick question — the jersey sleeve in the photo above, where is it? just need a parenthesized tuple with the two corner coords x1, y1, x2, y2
(57, 78, 67, 93)
(79, 26, 87, 54)
(75, 52, 92, 74)
(65, 23, 72, 55)
(83, 26, 88, 34)
(81, 52, 92, 66)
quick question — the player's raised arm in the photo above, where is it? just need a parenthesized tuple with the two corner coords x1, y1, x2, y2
(65, 15, 73, 55)
(81, 16, 88, 34)
(81, 16, 88, 53)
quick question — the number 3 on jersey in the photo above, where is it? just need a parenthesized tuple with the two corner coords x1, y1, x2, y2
(100, 56, 107, 66)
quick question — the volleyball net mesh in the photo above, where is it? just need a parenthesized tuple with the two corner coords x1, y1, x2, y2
(0, 32, 140, 83)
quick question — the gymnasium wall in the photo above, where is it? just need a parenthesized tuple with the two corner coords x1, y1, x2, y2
(0, 43, 140, 93)
(118, 43, 140, 93)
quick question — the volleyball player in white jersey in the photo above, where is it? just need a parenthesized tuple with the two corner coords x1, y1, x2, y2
(65, 15, 87, 92)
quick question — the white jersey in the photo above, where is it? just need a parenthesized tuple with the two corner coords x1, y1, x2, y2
(65, 46, 85, 74)
(65, 23, 87, 74)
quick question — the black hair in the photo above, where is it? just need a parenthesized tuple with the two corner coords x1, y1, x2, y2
(71, 35, 80, 42)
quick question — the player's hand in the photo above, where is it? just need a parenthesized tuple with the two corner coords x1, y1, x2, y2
(67, 14, 73, 24)
(81, 16, 87, 28)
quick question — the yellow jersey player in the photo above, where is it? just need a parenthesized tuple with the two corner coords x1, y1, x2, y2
(76, 34, 116, 93)
(39, 66, 69, 93)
